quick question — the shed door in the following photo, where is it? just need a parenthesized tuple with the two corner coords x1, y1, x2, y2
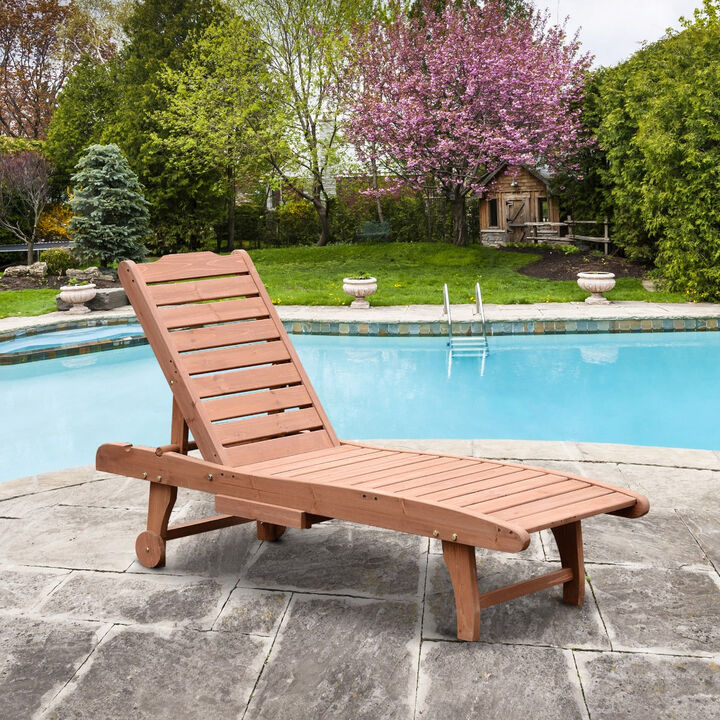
(505, 196, 528, 242)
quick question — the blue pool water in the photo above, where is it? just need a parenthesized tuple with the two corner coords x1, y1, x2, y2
(0, 325, 144, 353)
(1, 331, 718, 481)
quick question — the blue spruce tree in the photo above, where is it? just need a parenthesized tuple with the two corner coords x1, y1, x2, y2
(69, 144, 149, 266)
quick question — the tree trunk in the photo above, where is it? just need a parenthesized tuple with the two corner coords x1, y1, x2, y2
(26, 241, 34, 266)
(227, 166, 236, 252)
(451, 194, 468, 247)
(316, 201, 330, 247)
(424, 193, 432, 242)
(371, 155, 384, 222)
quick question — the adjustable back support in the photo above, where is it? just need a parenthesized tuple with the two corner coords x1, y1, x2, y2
(119, 251, 339, 467)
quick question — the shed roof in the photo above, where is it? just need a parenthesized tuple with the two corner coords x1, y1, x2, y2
(478, 162, 554, 193)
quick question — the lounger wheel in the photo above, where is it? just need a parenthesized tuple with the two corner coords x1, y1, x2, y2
(136, 530, 166, 568)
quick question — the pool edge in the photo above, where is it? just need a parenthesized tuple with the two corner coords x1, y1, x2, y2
(1, 303, 720, 364)
(4, 438, 718, 491)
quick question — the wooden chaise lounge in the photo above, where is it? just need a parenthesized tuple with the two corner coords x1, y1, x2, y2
(96, 251, 649, 641)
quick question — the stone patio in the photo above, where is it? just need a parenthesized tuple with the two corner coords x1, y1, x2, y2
(1, 439, 719, 719)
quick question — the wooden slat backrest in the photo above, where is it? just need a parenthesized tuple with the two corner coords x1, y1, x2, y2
(119, 250, 339, 466)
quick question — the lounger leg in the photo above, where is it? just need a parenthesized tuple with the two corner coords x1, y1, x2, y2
(442, 541, 481, 641)
(551, 521, 585, 605)
(256, 521, 286, 542)
(136, 482, 177, 568)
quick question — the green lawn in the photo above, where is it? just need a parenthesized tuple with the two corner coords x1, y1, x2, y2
(250, 243, 685, 305)
(0, 289, 59, 318)
(0, 243, 688, 317)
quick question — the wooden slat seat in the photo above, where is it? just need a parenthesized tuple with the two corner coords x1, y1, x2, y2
(97, 250, 650, 643)
(232, 444, 639, 545)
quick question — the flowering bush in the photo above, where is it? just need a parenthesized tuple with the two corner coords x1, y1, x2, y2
(37, 203, 72, 243)
(346, 0, 591, 245)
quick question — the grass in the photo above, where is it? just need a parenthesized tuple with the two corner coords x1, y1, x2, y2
(0, 242, 688, 316)
(249, 242, 686, 305)
(0, 288, 59, 318)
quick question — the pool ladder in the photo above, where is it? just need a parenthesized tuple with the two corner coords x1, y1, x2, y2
(442, 282, 489, 358)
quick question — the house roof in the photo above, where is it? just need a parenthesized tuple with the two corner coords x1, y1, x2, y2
(478, 162, 554, 193)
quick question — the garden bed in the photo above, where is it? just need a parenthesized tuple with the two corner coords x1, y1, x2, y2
(511, 247, 647, 281)
(0, 276, 121, 292)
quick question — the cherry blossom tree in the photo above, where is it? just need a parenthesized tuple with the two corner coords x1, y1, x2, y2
(346, 0, 591, 245)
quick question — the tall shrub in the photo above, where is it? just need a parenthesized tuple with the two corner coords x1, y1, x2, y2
(69, 144, 149, 266)
(598, 1, 720, 298)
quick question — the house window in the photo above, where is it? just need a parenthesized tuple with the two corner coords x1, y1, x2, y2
(488, 198, 499, 227)
(538, 197, 549, 222)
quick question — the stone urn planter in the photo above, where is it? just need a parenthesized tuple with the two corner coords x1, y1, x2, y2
(577, 272, 616, 304)
(58, 283, 97, 314)
(342, 276, 377, 309)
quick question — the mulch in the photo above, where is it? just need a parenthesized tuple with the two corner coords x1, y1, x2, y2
(505, 247, 647, 281)
(0, 276, 122, 292)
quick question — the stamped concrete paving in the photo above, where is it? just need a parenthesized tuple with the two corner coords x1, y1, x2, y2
(1, 439, 720, 719)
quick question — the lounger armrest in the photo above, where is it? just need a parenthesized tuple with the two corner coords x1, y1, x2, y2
(96, 442, 531, 552)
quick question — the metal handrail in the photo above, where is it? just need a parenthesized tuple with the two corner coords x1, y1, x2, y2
(475, 283, 489, 351)
(442, 283, 453, 346)
(444, 282, 490, 355)
(474, 282, 487, 347)
(443, 283, 489, 375)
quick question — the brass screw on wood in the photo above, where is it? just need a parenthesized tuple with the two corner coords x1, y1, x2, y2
(451, 533, 458, 541)
(156, 475, 162, 482)
(432, 530, 440, 537)
(207, 474, 213, 481)
(169, 380, 174, 385)
(142, 472, 147, 479)
(145, 547, 150, 553)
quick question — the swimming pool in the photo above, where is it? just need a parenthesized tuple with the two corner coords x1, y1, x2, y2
(0, 324, 145, 353)
(0, 324, 146, 365)
(1, 331, 718, 481)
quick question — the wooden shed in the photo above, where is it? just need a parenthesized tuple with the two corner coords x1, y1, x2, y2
(478, 164, 560, 245)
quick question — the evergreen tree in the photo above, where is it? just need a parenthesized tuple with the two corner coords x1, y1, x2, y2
(49, 1, 227, 251)
(69, 144, 149, 265)
(46, 57, 118, 195)
(108, 0, 226, 250)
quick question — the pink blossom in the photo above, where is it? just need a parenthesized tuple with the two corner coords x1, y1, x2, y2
(345, 0, 592, 207)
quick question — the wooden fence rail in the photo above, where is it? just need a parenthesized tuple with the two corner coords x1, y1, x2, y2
(509, 216, 611, 256)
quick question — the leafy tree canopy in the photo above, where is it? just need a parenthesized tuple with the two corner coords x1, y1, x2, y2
(0, 0, 116, 139)
(156, 13, 275, 251)
(346, 0, 591, 245)
(106, 0, 228, 249)
(596, 0, 720, 298)
(46, 57, 119, 194)
(233, 0, 377, 246)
